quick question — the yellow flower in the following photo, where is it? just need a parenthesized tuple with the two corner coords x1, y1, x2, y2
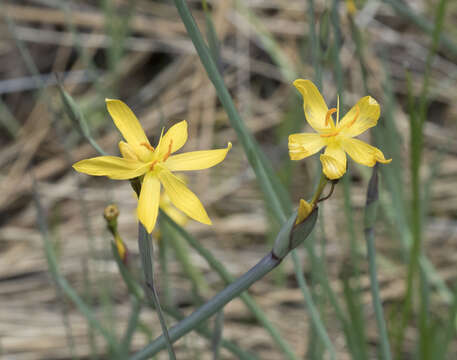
(288, 79, 391, 179)
(160, 191, 188, 227)
(73, 99, 231, 233)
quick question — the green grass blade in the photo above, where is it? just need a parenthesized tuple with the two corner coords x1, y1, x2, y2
(160, 218, 209, 298)
(291, 250, 336, 360)
(211, 310, 224, 360)
(173, 0, 291, 223)
(381, 0, 457, 57)
(121, 298, 142, 354)
(234, 0, 297, 82)
(32, 180, 120, 355)
(364, 167, 392, 360)
(307, 0, 322, 87)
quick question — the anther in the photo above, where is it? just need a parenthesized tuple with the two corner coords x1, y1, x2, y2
(320, 130, 340, 138)
(163, 140, 173, 162)
(325, 108, 337, 127)
(141, 142, 154, 151)
(149, 160, 158, 171)
(345, 105, 360, 129)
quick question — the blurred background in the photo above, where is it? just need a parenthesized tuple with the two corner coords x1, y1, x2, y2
(1, 0, 457, 359)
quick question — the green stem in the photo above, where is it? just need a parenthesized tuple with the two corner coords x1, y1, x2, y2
(129, 252, 280, 360)
(137, 224, 176, 360)
(110, 244, 257, 360)
(310, 173, 328, 206)
(161, 210, 299, 360)
(364, 167, 392, 360)
(291, 251, 336, 360)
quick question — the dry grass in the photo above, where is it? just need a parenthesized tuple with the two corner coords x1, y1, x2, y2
(1, 0, 457, 359)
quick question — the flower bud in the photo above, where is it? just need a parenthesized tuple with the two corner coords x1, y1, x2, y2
(104, 204, 119, 222)
(296, 199, 313, 225)
(272, 207, 318, 260)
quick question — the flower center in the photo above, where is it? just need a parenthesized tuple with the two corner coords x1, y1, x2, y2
(148, 139, 173, 171)
(320, 105, 360, 138)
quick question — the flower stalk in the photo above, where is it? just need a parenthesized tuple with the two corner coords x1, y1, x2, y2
(130, 209, 318, 360)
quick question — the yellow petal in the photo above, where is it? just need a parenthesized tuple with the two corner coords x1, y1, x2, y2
(73, 156, 149, 180)
(119, 141, 139, 161)
(341, 138, 392, 167)
(338, 96, 380, 137)
(137, 172, 161, 233)
(156, 121, 188, 158)
(320, 143, 347, 179)
(293, 79, 328, 131)
(296, 199, 313, 225)
(157, 168, 211, 225)
(106, 99, 151, 160)
(165, 142, 232, 171)
(288, 133, 326, 160)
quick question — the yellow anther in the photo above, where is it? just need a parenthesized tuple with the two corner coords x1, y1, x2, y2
(141, 142, 154, 151)
(163, 140, 173, 162)
(320, 130, 340, 138)
(325, 108, 337, 127)
(345, 105, 360, 129)
(149, 160, 158, 171)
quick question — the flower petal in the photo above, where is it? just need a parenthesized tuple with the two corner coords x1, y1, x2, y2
(288, 133, 326, 160)
(293, 79, 328, 131)
(165, 142, 232, 171)
(341, 138, 392, 167)
(73, 156, 149, 180)
(157, 168, 211, 225)
(338, 96, 380, 137)
(320, 143, 347, 179)
(156, 121, 188, 158)
(296, 199, 313, 225)
(106, 99, 149, 145)
(119, 141, 139, 161)
(137, 172, 161, 233)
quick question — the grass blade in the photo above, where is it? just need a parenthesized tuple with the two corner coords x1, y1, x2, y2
(32, 178, 119, 355)
(173, 0, 291, 223)
(364, 166, 392, 360)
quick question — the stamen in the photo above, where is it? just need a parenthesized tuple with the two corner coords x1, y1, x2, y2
(163, 140, 173, 162)
(149, 160, 158, 171)
(140, 142, 154, 151)
(336, 95, 340, 125)
(320, 130, 340, 138)
(325, 108, 337, 127)
(345, 105, 360, 129)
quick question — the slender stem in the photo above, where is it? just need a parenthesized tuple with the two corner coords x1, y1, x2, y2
(364, 167, 392, 360)
(291, 251, 336, 360)
(317, 182, 335, 203)
(310, 173, 328, 206)
(121, 298, 142, 354)
(161, 210, 298, 360)
(137, 224, 176, 360)
(110, 243, 256, 360)
(366, 233, 392, 360)
(129, 252, 281, 360)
